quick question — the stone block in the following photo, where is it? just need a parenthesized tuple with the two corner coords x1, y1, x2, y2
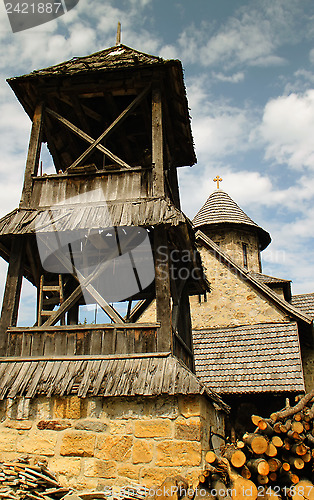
(140, 467, 182, 488)
(75, 420, 107, 432)
(134, 419, 172, 438)
(17, 431, 57, 456)
(155, 441, 201, 466)
(60, 431, 96, 457)
(84, 458, 117, 478)
(95, 435, 133, 461)
(37, 420, 71, 431)
(117, 464, 141, 481)
(109, 421, 133, 435)
(54, 396, 85, 420)
(4, 420, 33, 430)
(178, 396, 201, 418)
(49, 457, 81, 477)
(132, 440, 153, 464)
(174, 417, 202, 441)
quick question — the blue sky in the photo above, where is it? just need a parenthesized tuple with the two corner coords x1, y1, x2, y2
(0, 0, 314, 324)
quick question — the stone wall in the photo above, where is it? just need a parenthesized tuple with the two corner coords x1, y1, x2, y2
(203, 227, 262, 273)
(0, 394, 224, 490)
(190, 247, 287, 329)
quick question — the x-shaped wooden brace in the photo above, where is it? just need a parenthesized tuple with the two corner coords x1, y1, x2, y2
(36, 219, 145, 326)
(46, 86, 151, 171)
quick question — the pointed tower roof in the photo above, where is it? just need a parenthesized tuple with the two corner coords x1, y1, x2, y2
(192, 190, 271, 250)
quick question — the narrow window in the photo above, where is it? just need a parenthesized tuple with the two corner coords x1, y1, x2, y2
(242, 243, 248, 269)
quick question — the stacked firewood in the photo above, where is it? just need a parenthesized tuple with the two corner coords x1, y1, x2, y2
(194, 392, 314, 500)
(0, 459, 71, 500)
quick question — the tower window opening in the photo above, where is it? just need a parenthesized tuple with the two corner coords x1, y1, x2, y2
(242, 243, 248, 269)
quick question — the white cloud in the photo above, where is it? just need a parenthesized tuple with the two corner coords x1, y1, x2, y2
(260, 90, 314, 169)
(212, 72, 245, 84)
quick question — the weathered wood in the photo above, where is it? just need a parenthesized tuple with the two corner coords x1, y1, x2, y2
(271, 390, 314, 421)
(152, 82, 164, 197)
(20, 102, 44, 207)
(154, 226, 172, 352)
(0, 238, 25, 356)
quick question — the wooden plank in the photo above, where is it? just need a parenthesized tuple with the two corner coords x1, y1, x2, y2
(54, 331, 67, 355)
(90, 330, 102, 355)
(64, 86, 150, 170)
(21, 332, 33, 357)
(0, 238, 25, 356)
(152, 83, 164, 197)
(0, 350, 169, 362)
(46, 108, 132, 170)
(31, 332, 45, 356)
(154, 226, 172, 352)
(26, 361, 47, 398)
(7, 360, 32, 398)
(43, 333, 56, 356)
(20, 102, 44, 207)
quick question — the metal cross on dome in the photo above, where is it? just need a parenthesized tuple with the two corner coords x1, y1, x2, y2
(213, 175, 222, 189)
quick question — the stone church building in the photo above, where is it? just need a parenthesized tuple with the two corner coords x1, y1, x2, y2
(189, 184, 314, 434)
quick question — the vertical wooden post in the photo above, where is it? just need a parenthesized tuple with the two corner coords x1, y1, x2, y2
(20, 101, 44, 208)
(152, 82, 164, 198)
(154, 226, 172, 352)
(0, 238, 25, 355)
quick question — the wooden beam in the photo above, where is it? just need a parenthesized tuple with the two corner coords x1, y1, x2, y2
(46, 108, 132, 170)
(125, 296, 154, 323)
(64, 85, 151, 170)
(154, 226, 172, 352)
(20, 102, 44, 207)
(0, 238, 25, 355)
(152, 83, 164, 197)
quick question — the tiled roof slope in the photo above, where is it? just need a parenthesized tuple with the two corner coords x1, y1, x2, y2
(0, 353, 229, 411)
(193, 190, 271, 250)
(250, 272, 291, 285)
(8, 45, 164, 80)
(291, 293, 314, 318)
(193, 322, 305, 394)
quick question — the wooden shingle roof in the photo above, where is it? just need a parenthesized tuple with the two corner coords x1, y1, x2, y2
(193, 322, 305, 395)
(291, 293, 314, 319)
(193, 190, 271, 250)
(0, 198, 187, 236)
(0, 353, 229, 411)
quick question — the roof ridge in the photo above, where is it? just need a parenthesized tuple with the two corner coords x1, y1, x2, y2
(195, 230, 313, 325)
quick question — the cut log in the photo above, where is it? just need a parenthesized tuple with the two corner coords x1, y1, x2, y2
(247, 458, 270, 476)
(265, 443, 277, 457)
(287, 456, 304, 469)
(252, 415, 263, 426)
(291, 443, 309, 456)
(229, 472, 258, 500)
(223, 448, 246, 469)
(237, 441, 245, 449)
(268, 458, 282, 472)
(243, 433, 268, 454)
(271, 436, 283, 448)
(269, 472, 277, 482)
(258, 420, 274, 435)
(291, 421, 304, 434)
(270, 390, 314, 422)
(257, 475, 269, 485)
(291, 480, 314, 500)
(240, 466, 251, 479)
(303, 451, 312, 462)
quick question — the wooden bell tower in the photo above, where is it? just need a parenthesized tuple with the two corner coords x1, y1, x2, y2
(0, 44, 207, 369)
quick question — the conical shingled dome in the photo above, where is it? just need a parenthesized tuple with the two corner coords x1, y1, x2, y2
(192, 190, 271, 250)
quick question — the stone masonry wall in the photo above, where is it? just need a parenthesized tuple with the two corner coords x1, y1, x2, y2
(204, 227, 262, 273)
(0, 394, 224, 491)
(140, 245, 287, 328)
(190, 247, 287, 329)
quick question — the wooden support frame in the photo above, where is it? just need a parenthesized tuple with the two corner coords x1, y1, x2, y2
(20, 102, 44, 207)
(152, 82, 164, 198)
(154, 226, 172, 352)
(0, 238, 25, 355)
(125, 295, 155, 323)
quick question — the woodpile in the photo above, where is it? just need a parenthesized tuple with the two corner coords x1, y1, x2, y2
(151, 392, 314, 500)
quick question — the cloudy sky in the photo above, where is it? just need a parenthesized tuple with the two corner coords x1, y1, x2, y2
(0, 0, 314, 325)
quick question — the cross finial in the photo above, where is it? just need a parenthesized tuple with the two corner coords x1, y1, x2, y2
(213, 175, 222, 189)
(116, 22, 121, 45)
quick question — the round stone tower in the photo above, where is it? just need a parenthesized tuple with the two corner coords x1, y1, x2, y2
(192, 188, 271, 272)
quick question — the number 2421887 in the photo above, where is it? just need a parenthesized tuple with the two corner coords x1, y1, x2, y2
(5, 3, 62, 14)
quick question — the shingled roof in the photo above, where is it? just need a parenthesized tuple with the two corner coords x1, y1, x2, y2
(250, 272, 292, 301)
(193, 190, 271, 250)
(193, 322, 305, 394)
(0, 353, 229, 411)
(291, 293, 314, 318)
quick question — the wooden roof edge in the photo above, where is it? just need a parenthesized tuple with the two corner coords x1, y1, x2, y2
(192, 320, 299, 334)
(195, 230, 313, 326)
